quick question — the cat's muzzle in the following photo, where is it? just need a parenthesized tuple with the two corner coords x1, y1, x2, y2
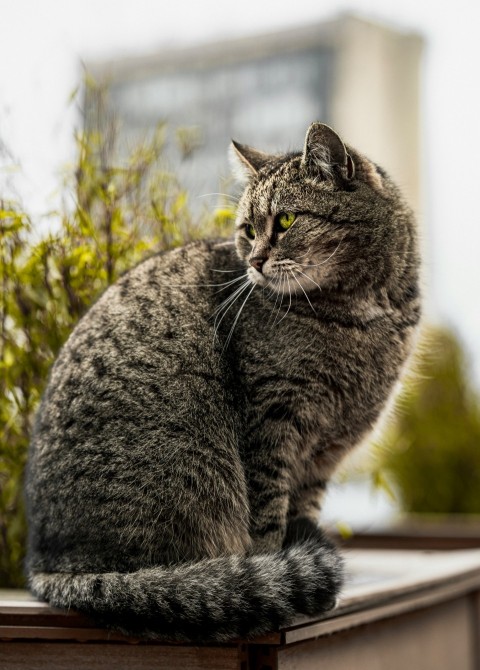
(248, 266, 268, 287)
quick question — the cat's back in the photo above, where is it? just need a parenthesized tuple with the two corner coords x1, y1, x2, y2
(44, 238, 236, 383)
(31, 237, 243, 442)
(25, 239, 244, 572)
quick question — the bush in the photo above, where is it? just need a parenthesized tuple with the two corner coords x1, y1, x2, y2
(382, 327, 480, 515)
(0, 85, 235, 587)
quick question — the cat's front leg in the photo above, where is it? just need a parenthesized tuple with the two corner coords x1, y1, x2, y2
(243, 444, 296, 553)
(247, 472, 290, 553)
(285, 449, 342, 542)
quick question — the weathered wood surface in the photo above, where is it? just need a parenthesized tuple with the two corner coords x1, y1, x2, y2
(338, 517, 480, 551)
(1, 549, 480, 669)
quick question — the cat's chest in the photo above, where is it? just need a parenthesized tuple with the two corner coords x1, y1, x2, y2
(232, 296, 400, 449)
(234, 308, 329, 421)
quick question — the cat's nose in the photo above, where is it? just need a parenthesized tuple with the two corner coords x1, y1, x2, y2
(249, 257, 266, 273)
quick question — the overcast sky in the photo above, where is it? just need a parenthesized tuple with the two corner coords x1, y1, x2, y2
(1, 0, 479, 388)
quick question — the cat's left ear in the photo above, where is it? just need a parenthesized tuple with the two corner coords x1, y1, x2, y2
(229, 140, 272, 183)
(301, 123, 355, 181)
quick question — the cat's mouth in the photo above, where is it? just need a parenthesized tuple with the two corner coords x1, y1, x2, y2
(247, 266, 268, 287)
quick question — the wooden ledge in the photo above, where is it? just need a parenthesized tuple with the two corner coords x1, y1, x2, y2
(337, 517, 480, 551)
(2, 549, 480, 669)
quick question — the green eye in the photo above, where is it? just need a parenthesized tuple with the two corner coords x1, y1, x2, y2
(245, 223, 256, 240)
(277, 212, 296, 230)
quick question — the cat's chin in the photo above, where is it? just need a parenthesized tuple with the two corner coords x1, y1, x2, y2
(247, 266, 268, 287)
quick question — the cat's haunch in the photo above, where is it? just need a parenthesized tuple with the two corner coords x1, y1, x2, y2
(25, 123, 421, 642)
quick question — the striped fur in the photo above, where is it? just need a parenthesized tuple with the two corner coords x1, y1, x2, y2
(25, 123, 421, 641)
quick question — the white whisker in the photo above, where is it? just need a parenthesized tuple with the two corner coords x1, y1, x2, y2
(294, 246, 312, 260)
(170, 273, 246, 290)
(212, 280, 251, 317)
(294, 269, 322, 292)
(274, 259, 296, 267)
(223, 284, 256, 350)
(262, 279, 273, 294)
(264, 278, 277, 301)
(197, 192, 239, 202)
(273, 272, 287, 326)
(290, 270, 317, 316)
(212, 279, 252, 341)
(298, 239, 343, 268)
(269, 274, 283, 322)
(213, 273, 249, 293)
(277, 272, 293, 324)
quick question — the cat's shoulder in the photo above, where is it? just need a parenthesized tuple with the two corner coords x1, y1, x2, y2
(121, 238, 236, 281)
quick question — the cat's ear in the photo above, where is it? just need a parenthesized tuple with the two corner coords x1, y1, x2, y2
(302, 123, 355, 181)
(229, 140, 271, 183)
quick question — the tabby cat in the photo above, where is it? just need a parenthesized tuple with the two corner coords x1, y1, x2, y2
(25, 123, 421, 642)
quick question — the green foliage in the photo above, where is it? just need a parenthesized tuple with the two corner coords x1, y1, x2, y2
(0, 85, 235, 587)
(383, 328, 480, 514)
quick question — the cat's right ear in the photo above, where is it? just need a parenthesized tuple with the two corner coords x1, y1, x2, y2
(301, 123, 355, 181)
(229, 140, 271, 183)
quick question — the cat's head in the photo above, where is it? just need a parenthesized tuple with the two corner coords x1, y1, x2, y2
(231, 122, 414, 296)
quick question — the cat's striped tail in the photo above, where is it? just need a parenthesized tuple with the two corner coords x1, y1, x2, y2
(29, 539, 343, 642)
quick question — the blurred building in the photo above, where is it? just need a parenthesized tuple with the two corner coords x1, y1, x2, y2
(87, 14, 423, 213)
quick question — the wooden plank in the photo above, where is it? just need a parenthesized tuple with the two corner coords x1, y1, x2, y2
(0, 626, 140, 642)
(277, 597, 476, 670)
(0, 596, 281, 645)
(340, 533, 480, 551)
(338, 518, 480, 551)
(6, 565, 479, 649)
(339, 548, 480, 611)
(283, 571, 480, 644)
(0, 642, 240, 670)
(471, 591, 480, 668)
(3, 550, 480, 646)
(279, 549, 480, 643)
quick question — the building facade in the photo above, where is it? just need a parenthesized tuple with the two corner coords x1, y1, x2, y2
(88, 14, 423, 214)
